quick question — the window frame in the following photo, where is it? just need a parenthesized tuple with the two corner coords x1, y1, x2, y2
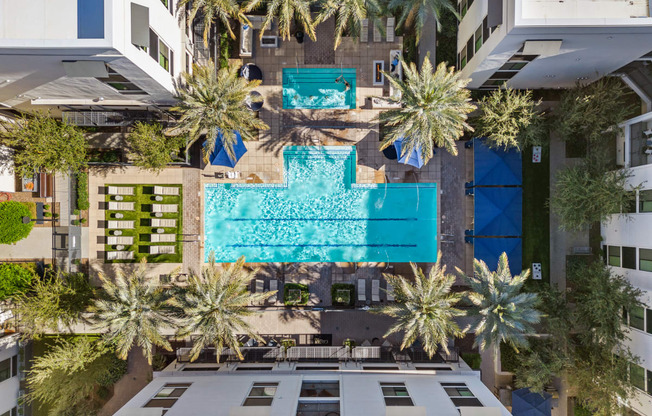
(144, 383, 191, 409)
(639, 189, 652, 213)
(640, 248, 652, 272)
(622, 246, 636, 270)
(380, 382, 414, 407)
(242, 382, 279, 407)
(608, 245, 621, 267)
(442, 382, 484, 408)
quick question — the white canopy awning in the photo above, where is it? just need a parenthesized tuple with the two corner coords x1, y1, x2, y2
(0, 146, 15, 193)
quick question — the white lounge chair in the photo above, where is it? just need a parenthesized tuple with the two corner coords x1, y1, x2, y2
(386, 283, 395, 302)
(107, 186, 134, 196)
(389, 49, 403, 100)
(149, 245, 176, 255)
(152, 204, 178, 213)
(386, 17, 395, 42)
(107, 236, 134, 245)
(373, 24, 381, 42)
(269, 279, 278, 303)
(255, 279, 264, 293)
(361, 19, 369, 43)
(107, 220, 135, 229)
(106, 251, 134, 261)
(154, 186, 180, 196)
(108, 201, 135, 211)
(372, 279, 380, 302)
(151, 218, 177, 228)
(151, 234, 176, 243)
(240, 21, 253, 57)
(358, 279, 366, 302)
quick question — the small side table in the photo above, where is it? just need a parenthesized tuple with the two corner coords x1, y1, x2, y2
(115, 195, 123, 201)
(113, 230, 122, 236)
(116, 245, 125, 251)
(156, 228, 164, 234)
(115, 213, 124, 219)
(155, 212, 163, 218)
(155, 195, 163, 202)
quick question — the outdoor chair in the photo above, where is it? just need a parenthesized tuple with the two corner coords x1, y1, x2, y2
(154, 186, 180, 196)
(107, 220, 135, 229)
(386, 283, 395, 302)
(108, 201, 135, 211)
(255, 279, 264, 293)
(149, 245, 176, 255)
(152, 204, 178, 213)
(371, 279, 380, 302)
(358, 279, 366, 302)
(151, 234, 176, 243)
(106, 251, 134, 260)
(269, 279, 278, 303)
(107, 236, 134, 245)
(361, 19, 369, 43)
(373, 24, 381, 42)
(151, 218, 176, 228)
(107, 186, 134, 196)
(386, 17, 395, 42)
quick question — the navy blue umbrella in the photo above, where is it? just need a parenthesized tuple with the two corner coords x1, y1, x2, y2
(394, 137, 425, 168)
(205, 130, 247, 168)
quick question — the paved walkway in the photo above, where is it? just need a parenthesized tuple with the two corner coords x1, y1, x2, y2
(0, 227, 52, 260)
(99, 348, 152, 416)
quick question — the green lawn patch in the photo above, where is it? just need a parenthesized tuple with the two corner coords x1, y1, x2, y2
(522, 146, 550, 290)
(284, 283, 309, 306)
(331, 283, 354, 307)
(0, 201, 34, 244)
(104, 184, 183, 263)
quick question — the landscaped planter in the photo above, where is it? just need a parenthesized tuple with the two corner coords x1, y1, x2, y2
(284, 283, 309, 306)
(331, 283, 355, 308)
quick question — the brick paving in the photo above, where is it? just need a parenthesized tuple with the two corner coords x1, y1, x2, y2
(182, 168, 201, 274)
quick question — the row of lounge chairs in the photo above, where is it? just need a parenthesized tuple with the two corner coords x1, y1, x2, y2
(358, 279, 394, 303)
(360, 17, 395, 43)
(107, 219, 178, 229)
(254, 279, 278, 304)
(107, 186, 179, 196)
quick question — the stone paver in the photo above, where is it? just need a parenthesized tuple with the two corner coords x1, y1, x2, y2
(98, 348, 152, 416)
(0, 227, 52, 260)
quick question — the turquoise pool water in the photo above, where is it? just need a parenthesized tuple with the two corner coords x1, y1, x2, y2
(283, 68, 356, 109)
(204, 146, 437, 263)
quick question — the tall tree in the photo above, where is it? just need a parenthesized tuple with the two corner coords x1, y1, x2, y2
(379, 55, 475, 162)
(125, 122, 186, 173)
(315, 0, 380, 49)
(0, 112, 86, 176)
(245, 0, 317, 41)
(170, 254, 274, 362)
(388, 0, 457, 44)
(172, 63, 268, 163)
(91, 260, 174, 364)
(374, 254, 465, 358)
(475, 88, 546, 151)
(177, 0, 247, 46)
(458, 253, 541, 372)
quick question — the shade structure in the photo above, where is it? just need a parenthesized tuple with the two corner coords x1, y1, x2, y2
(512, 388, 552, 416)
(205, 131, 247, 168)
(474, 187, 522, 236)
(394, 137, 424, 168)
(473, 237, 522, 274)
(474, 138, 522, 186)
(240, 64, 263, 81)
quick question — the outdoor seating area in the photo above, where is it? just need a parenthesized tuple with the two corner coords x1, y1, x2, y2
(103, 184, 183, 263)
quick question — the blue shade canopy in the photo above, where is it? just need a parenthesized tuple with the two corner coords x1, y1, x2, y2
(394, 137, 424, 168)
(474, 138, 522, 186)
(512, 388, 552, 416)
(474, 187, 522, 236)
(205, 131, 247, 167)
(473, 237, 522, 274)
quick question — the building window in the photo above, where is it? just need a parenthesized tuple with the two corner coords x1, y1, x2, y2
(296, 401, 341, 415)
(647, 309, 652, 334)
(381, 382, 414, 406)
(466, 38, 474, 61)
(442, 382, 483, 407)
(78, 0, 104, 39)
(161, 0, 174, 12)
(461, 47, 467, 69)
(96, 66, 147, 95)
(243, 382, 278, 406)
(640, 248, 652, 272)
(630, 306, 645, 331)
(608, 246, 620, 267)
(159, 39, 170, 71)
(648, 370, 652, 395)
(298, 381, 340, 416)
(0, 358, 11, 383)
(144, 383, 191, 409)
(300, 381, 340, 397)
(640, 190, 652, 212)
(630, 363, 646, 391)
(474, 26, 483, 53)
(0, 408, 17, 416)
(624, 191, 637, 213)
(622, 246, 636, 270)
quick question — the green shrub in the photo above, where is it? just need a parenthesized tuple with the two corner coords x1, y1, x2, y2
(77, 172, 89, 210)
(0, 201, 34, 244)
(43, 211, 52, 217)
(80, 218, 87, 224)
(331, 283, 354, 307)
(218, 32, 231, 69)
(43, 204, 50, 211)
(152, 353, 168, 371)
(96, 354, 128, 387)
(284, 283, 309, 305)
(73, 209, 80, 216)
(500, 342, 520, 373)
(574, 403, 593, 416)
(460, 352, 482, 370)
(0, 263, 36, 300)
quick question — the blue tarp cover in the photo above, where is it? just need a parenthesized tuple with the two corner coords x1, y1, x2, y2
(474, 138, 522, 186)
(474, 187, 522, 236)
(512, 388, 552, 416)
(394, 137, 424, 169)
(206, 131, 247, 167)
(473, 237, 522, 274)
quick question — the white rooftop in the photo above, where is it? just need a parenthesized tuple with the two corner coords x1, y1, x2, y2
(520, 0, 650, 19)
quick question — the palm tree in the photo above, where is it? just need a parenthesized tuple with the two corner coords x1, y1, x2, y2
(177, 0, 247, 46)
(91, 259, 174, 364)
(374, 254, 465, 358)
(172, 63, 269, 163)
(170, 254, 275, 362)
(245, 0, 317, 41)
(457, 252, 541, 372)
(379, 54, 475, 162)
(388, 0, 457, 44)
(315, 0, 380, 49)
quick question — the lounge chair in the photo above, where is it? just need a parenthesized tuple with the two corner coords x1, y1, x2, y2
(107, 186, 134, 196)
(386, 17, 395, 42)
(240, 21, 253, 57)
(107, 236, 134, 245)
(373, 24, 381, 42)
(149, 245, 176, 255)
(255, 279, 264, 293)
(269, 279, 278, 303)
(151, 218, 177, 228)
(108, 201, 135, 211)
(106, 251, 134, 261)
(361, 19, 369, 43)
(386, 283, 395, 302)
(389, 49, 403, 100)
(372, 279, 380, 302)
(152, 204, 178, 213)
(358, 279, 366, 302)
(151, 234, 176, 243)
(107, 220, 135, 229)
(154, 186, 180, 196)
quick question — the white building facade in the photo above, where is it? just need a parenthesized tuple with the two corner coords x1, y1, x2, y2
(0, 0, 192, 112)
(0, 334, 21, 416)
(457, 0, 652, 89)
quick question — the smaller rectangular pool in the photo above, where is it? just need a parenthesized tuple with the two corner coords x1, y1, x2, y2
(283, 68, 356, 109)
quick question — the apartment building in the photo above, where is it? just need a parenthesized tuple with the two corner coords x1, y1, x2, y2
(601, 111, 652, 415)
(0, 334, 20, 416)
(114, 346, 510, 416)
(0, 0, 192, 115)
(457, 0, 652, 90)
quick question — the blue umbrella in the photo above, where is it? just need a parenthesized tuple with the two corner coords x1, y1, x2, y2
(394, 137, 425, 169)
(512, 388, 552, 416)
(205, 130, 247, 167)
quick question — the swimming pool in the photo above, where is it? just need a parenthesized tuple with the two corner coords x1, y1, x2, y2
(204, 146, 437, 263)
(283, 68, 356, 109)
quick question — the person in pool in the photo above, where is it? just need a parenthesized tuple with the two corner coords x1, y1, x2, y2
(335, 75, 351, 91)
